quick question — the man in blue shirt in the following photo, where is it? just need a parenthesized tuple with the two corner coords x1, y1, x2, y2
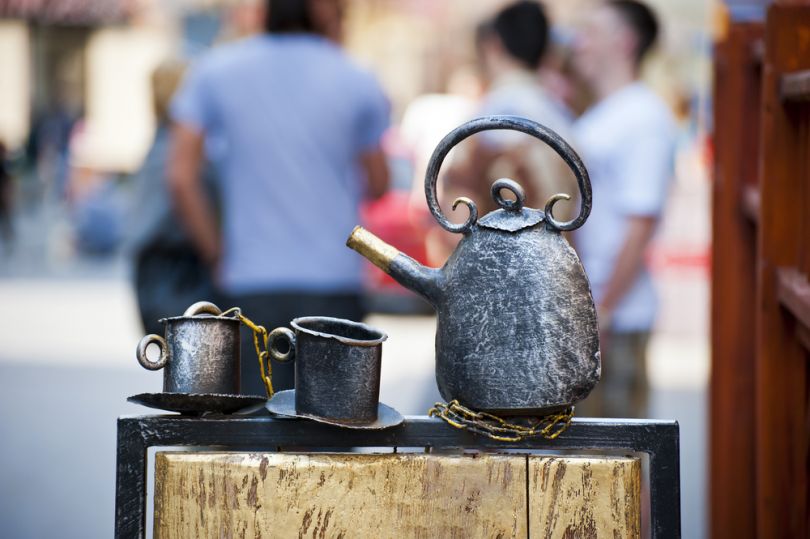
(169, 0, 390, 395)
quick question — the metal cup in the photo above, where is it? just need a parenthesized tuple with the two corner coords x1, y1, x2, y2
(267, 317, 387, 424)
(136, 301, 241, 394)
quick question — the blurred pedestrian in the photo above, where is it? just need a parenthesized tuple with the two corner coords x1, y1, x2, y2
(446, 1, 576, 221)
(65, 118, 125, 256)
(572, 0, 675, 417)
(129, 60, 218, 335)
(169, 0, 390, 395)
(0, 141, 13, 252)
(28, 98, 76, 199)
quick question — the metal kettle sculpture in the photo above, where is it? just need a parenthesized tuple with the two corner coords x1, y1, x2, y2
(347, 116, 600, 414)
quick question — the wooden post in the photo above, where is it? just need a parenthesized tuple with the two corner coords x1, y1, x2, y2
(153, 452, 641, 538)
(756, 4, 810, 537)
(528, 456, 640, 537)
(710, 20, 762, 539)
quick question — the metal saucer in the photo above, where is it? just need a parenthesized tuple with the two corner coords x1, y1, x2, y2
(265, 389, 404, 430)
(127, 392, 266, 415)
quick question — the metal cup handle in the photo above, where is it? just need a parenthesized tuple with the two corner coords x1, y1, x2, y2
(183, 301, 222, 317)
(136, 334, 169, 370)
(267, 327, 296, 363)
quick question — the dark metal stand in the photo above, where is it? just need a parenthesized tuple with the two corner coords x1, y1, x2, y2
(115, 415, 680, 538)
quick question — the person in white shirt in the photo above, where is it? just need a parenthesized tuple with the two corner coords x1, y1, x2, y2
(572, 0, 675, 417)
(446, 1, 576, 221)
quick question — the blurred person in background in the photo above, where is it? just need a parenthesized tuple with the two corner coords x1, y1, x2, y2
(398, 67, 481, 268)
(458, 1, 574, 208)
(27, 97, 77, 199)
(572, 0, 675, 418)
(436, 0, 576, 264)
(129, 60, 218, 335)
(66, 117, 125, 255)
(0, 141, 13, 253)
(169, 0, 390, 395)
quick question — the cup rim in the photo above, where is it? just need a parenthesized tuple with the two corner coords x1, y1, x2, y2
(291, 316, 388, 346)
(158, 313, 241, 324)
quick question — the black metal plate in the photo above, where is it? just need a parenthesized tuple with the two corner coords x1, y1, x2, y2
(127, 392, 265, 414)
(266, 389, 404, 429)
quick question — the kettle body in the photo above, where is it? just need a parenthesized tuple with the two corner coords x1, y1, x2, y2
(433, 219, 599, 412)
(348, 116, 600, 413)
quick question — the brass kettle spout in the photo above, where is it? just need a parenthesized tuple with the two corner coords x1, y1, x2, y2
(346, 226, 442, 304)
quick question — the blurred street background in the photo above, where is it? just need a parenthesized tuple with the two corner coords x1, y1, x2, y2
(0, 0, 715, 537)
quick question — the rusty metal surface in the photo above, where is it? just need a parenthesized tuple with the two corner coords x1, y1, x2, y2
(265, 389, 404, 429)
(347, 116, 600, 414)
(127, 393, 265, 415)
(267, 317, 391, 426)
(135, 302, 241, 395)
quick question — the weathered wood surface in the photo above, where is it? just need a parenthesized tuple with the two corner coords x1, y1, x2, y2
(755, 4, 810, 537)
(155, 452, 527, 538)
(710, 21, 762, 539)
(529, 456, 640, 538)
(154, 452, 640, 538)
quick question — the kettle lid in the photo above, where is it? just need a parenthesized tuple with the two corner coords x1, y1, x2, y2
(477, 178, 545, 232)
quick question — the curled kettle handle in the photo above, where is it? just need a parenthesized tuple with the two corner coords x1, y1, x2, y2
(424, 115, 592, 233)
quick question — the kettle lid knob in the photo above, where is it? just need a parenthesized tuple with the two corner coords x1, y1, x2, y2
(491, 178, 525, 212)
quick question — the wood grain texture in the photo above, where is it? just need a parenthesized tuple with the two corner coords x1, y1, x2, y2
(756, 4, 810, 537)
(528, 456, 640, 538)
(154, 452, 641, 539)
(154, 452, 527, 539)
(709, 21, 762, 539)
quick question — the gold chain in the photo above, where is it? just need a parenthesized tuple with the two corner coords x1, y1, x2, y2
(428, 400, 574, 442)
(221, 308, 274, 398)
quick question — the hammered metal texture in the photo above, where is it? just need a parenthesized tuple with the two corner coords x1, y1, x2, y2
(392, 224, 600, 413)
(146, 316, 241, 394)
(265, 390, 404, 429)
(347, 116, 601, 414)
(276, 317, 388, 424)
(127, 392, 264, 414)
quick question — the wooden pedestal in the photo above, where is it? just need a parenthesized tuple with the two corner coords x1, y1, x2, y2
(154, 452, 640, 538)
